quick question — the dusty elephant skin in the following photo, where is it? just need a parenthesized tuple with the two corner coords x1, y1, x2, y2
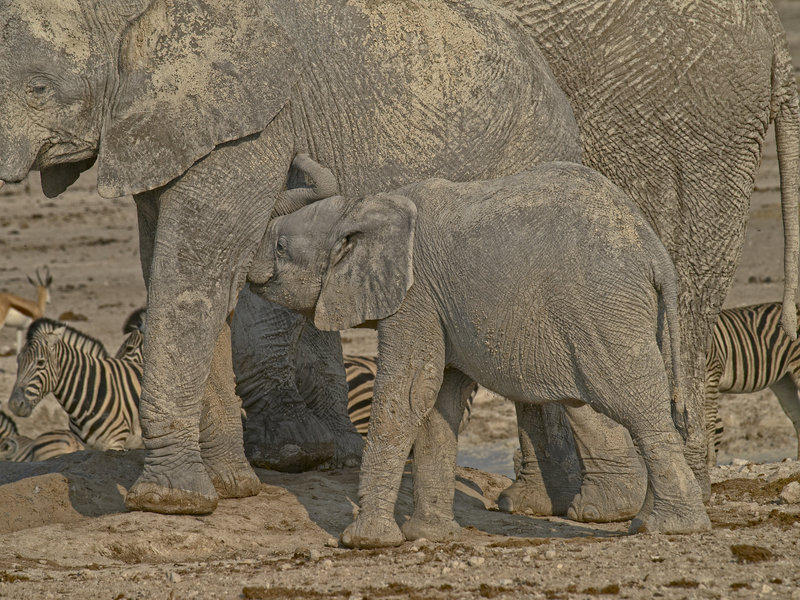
(250, 158, 712, 547)
(489, 0, 800, 520)
(0, 0, 582, 514)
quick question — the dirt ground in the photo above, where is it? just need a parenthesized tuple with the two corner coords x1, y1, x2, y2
(3, 3, 800, 598)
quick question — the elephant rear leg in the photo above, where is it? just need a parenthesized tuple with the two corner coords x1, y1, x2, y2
(232, 288, 335, 472)
(402, 368, 475, 542)
(581, 347, 710, 534)
(498, 402, 581, 516)
(771, 374, 800, 460)
(199, 323, 261, 498)
(565, 403, 647, 523)
(295, 322, 364, 468)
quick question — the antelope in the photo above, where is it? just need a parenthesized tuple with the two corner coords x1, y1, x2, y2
(0, 267, 52, 354)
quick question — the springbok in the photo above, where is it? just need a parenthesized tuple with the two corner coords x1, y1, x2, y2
(0, 267, 52, 354)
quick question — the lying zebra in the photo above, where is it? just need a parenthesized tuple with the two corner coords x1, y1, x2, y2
(8, 318, 143, 452)
(0, 410, 84, 462)
(706, 302, 800, 463)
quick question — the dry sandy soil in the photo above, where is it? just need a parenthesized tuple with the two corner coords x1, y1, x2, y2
(3, 4, 800, 598)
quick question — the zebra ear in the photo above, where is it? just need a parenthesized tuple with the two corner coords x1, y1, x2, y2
(48, 326, 67, 343)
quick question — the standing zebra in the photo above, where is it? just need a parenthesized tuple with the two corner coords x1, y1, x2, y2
(706, 302, 800, 463)
(343, 355, 476, 436)
(8, 318, 143, 451)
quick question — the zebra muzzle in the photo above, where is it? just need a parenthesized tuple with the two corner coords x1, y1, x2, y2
(8, 388, 35, 417)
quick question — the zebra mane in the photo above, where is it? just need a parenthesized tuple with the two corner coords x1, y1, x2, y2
(27, 318, 109, 357)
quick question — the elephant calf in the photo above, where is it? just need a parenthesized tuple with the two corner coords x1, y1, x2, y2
(248, 157, 711, 547)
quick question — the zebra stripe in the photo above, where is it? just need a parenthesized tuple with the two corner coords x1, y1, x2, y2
(706, 302, 800, 462)
(0, 430, 84, 462)
(344, 355, 476, 436)
(0, 411, 18, 440)
(11, 318, 143, 451)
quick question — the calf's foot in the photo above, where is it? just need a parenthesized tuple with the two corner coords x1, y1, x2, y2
(566, 457, 647, 523)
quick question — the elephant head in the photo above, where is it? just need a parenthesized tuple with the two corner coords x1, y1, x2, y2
(249, 194, 418, 331)
(0, 0, 299, 198)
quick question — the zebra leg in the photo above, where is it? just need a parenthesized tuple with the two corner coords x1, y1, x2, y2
(565, 403, 647, 523)
(199, 323, 261, 498)
(231, 287, 335, 472)
(294, 322, 364, 469)
(771, 374, 800, 460)
(401, 368, 474, 542)
(704, 367, 723, 468)
(497, 402, 581, 516)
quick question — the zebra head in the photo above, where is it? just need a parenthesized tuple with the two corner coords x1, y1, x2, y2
(8, 322, 66, 417)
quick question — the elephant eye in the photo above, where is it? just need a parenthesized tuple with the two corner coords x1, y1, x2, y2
(25, 77, 55, 108)
(275, 236, 288, 258)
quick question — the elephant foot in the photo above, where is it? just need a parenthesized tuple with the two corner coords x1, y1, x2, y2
(401, 514, 461, 543)
(204, 456, 261, 499)
(497, 478, 575, 516)
(126, 459, 218, 515)
(629, 504, 711, 535)
(340, 514, 404, 549)
(332, 430, 365, 468)
(244, 411, 335, 472)
(565, 462, 647, 523)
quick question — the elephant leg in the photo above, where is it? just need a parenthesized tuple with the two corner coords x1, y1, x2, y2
(340, 291, 445, 549)
(583, 343, 710, 534)
(497, 402, 581, 516)
(565, 404, 647, 523)
(402, 368, 474, 543)
(771, 374, 800, 461)
(125, 122, 293, 514)
(295, 322, 364, 468)
(232, 287, 335, 472)
(199, 323, 261, 499)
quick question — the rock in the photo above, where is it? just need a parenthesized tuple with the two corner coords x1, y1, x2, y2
(169, 572, 181, 584)
(544, 550, 556, 559)
(779, 481, 800, 504)
(468, 556, 485, 567)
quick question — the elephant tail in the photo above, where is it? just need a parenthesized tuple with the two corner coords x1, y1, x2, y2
(652, 254, 687, 440)
(766, 1, 800, 339)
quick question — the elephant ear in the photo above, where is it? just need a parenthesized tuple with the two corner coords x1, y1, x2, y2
(314, 195, 417, 331)
(40, 157, 97, 199)
(96, 0, 299, 198)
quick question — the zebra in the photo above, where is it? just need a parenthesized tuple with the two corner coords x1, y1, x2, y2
(8, 318, 143, 452)
(0, 430, 84, 462)
(0, 411, 18, 440)
(706, 302, 800, 462)
(343, 355, 476, 436)
(0, 409, 84, 462)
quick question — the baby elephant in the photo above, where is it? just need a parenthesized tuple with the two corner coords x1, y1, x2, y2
(248, 158, 711, 547)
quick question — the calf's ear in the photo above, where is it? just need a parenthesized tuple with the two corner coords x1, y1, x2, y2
(314, 195, 417, 331)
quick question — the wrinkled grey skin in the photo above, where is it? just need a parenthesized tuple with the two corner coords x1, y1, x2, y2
(250, 159, 712, 547)
(488, 0, 800, 520)
(0, 0, 581, 513)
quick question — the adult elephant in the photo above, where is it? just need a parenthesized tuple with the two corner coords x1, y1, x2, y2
(492, 0, 800, 520)
(0, 0, 581, 513)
